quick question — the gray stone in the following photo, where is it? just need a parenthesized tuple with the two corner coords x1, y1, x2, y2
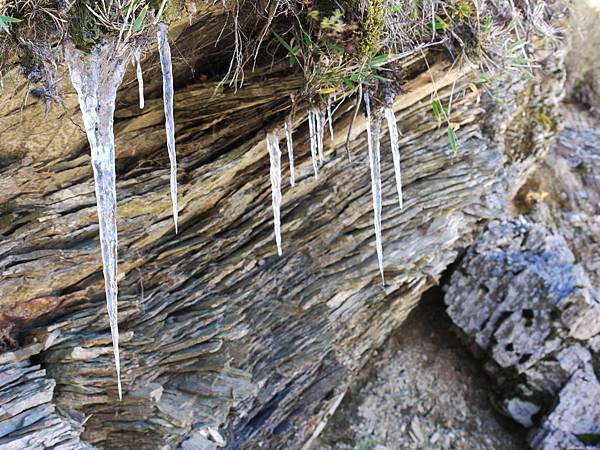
(445, 217, 600, 449)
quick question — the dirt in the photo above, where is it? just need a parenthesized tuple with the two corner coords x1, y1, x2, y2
(311, 288, 527, 450)
(311, 101, 600, 450)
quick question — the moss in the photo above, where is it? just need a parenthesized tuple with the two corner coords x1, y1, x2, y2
(535, 110, 554, 131)
(69, 5, 100, 52)
(149, 0, 182, 23)
(349, 0, 386, 57)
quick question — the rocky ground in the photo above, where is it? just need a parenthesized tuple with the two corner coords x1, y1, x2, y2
(311, 291, 526, 450)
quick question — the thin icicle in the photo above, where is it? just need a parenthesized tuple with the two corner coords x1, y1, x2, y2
(266, 131, 282, 256)
(157, 23, 178, 234)
(314, 107, 325, 163)
(327, 96, 334, 141)
(64, 40, 132, 399)
(134, 47, 145, 109)
(308, 107, 325, 171)
(284, 115, 295, 186)
(364, 91, 385, 284)
(383, 96, 403, 209)
(308, 109, 319, 178)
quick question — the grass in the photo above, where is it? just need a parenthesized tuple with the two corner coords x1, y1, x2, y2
(0, 0, 561, 152)
(0, 1, 179, 52)
(0, 1, 181, 108)
(263, 0, 557, 152)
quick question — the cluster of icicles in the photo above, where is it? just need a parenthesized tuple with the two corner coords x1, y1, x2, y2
(65, 23, 176, 399)
(266, 91, 403, 282)
(65, 24, 403, 398)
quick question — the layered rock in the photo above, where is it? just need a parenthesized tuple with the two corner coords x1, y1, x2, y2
(0, 344, 91, 449)
(0, 2, 567, 448)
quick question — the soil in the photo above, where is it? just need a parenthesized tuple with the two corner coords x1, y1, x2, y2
(311, 287, 527, 450)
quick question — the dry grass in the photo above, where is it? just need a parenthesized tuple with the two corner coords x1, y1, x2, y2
(0, 0, 563, 111)
(0, 1, 173, 110)
(257, 0, 560, 107)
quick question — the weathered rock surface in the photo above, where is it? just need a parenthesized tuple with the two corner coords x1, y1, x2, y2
(445, 216, 600, 449)
(516, 104, 600, 287)
(530, 364, 600, 449)
(0, 344, 91, 449)
(311, 294, 525, 450)
(0, 2, 567, 449)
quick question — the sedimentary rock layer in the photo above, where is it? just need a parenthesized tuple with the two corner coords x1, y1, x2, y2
(0, 3, 565, 448)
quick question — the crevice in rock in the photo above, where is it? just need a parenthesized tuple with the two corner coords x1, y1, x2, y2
(311, 280, 527, 450)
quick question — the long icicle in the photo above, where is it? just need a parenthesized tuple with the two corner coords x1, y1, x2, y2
(314, 107, 325, 164)
(64, 40, 132, 399)
(284, 115, 295, 186)
(134, 47, 145, 109)
(327, 95, 334, 141)
(157, 23, 178, 234)
(364, 91, 385, 284)
(266, 131, 282, 255)
(308, 108, 319, 178)
(383, 95, 403, 209)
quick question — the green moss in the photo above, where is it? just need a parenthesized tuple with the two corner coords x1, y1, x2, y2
(149, 0, 182, 23)
(69, 5, 100, 52)
(535, 111, 553, 130)
(349, 0, 386, 57)
(576, 434, 600, 446)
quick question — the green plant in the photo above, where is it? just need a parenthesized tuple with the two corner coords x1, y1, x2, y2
(70, 5, 100, 51)
(272, 3, 396, 101)
(576, 434, 600, 446)
(0, 15, 21, 32)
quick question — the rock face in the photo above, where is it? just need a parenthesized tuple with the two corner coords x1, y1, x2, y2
(0, 344, 91, 449)
(0, 3, 566, 450)
(516, 105, 600, 288)
(311, 296, 526, 450)
(445, 217, 600, 449)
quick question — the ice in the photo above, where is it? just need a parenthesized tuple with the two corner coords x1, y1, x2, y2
(307, 107, 325, 174)
(266, 131, 282, 255)
(157, 23, 179, 234)
(327, 96, 334, 141)
(64, 40, 132, 399)
(314, 107, 325, 163)
(134, 47, 144, 109)
(284, 115, 295, 186)
(308, 108, 319, 178)
(364, 91, 385, 284)
(383, 97, 403, 209)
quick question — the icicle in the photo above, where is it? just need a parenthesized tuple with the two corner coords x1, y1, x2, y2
(64, 40, 132, 399)
(314, 107, 325, 163)
(157, 23, 179, 234)
(308, 109, 319, 179)
(134, 47, 145, 109)
(364, 91, 385, 284)
(327, 96, 334, 141)
(284, 115, 295, 186)
(308, 107, 325, 174)
(383, 96, 403, 209)
(266, 131, 282, 256)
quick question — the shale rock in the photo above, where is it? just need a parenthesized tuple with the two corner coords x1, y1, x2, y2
(0, 344, 91, 449)
(0, 1, 567, 448)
